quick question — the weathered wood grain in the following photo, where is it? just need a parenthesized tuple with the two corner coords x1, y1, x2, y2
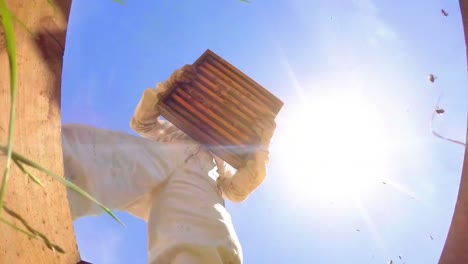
(0, 0, 80, 263)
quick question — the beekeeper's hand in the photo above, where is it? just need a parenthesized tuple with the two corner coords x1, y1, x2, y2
(167, 64, 196, 86)
(156, 64, 197, 95)
(253, 114, 277, 151)
(154, 64, 197, 97)
(216, 115, 276, 202)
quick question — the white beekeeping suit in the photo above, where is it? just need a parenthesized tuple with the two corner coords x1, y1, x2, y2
(62, 65, 276, 264)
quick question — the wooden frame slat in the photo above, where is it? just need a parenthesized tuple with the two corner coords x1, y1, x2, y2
(159, 49, 283, 168)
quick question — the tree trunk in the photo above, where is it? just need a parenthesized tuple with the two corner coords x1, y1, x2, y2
(0, 0, 80, 263)
(438, 1, 468, 263)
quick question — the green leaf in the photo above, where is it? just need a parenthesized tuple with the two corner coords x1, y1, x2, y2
(3, 205, 65, 253)
(0, 146, 124, 226)
(47, 0, 57, 12)
(0, 0, 18, 218)
(13, 158, 44, 187)
(11, 12, 33, 37)
(112, 0, 125, 4)
(0, 217, 36, 239)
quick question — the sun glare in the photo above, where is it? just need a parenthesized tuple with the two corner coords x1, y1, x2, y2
(276, 92, 390, 201)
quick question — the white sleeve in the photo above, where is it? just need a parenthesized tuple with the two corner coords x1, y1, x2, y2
(129, 82, 179, 141)
(216, 152, 270, 202)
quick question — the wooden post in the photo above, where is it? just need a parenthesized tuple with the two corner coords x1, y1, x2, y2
(0, 0, 81, 263)
(439, 1, 468, 263)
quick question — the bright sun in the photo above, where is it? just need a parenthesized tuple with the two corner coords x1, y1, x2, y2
(275, 92, 390, 201)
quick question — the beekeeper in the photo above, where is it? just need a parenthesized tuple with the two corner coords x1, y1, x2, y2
(62, 64, 276, 264)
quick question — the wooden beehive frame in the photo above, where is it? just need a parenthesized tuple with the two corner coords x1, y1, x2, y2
(159, 49, 283, 169)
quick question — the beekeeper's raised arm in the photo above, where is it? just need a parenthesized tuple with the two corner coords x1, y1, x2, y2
(130, 65, 196, 141)
(216, 117, 276, 202)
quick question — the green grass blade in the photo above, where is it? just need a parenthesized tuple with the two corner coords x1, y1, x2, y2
(0, 146, 124, 226)
(113, 0, 125, 4)
(3, 205, 65, 253)
(0, 216, 36, 238)
(0, 0, 18, 218)
(47, 0, 57, 12)
(11, 12, 33, 37)
(13, 158, 43, 187)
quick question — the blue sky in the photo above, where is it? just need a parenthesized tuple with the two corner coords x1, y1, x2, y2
(62, 0, 467, 263)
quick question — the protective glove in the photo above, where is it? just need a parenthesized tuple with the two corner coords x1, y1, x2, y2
(215, 115, 276, 202)
(164, 64, 197, 90)
(248, 114, 276, 164)
(252, 114, 277, 151)
(132, 65, 197, 125)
